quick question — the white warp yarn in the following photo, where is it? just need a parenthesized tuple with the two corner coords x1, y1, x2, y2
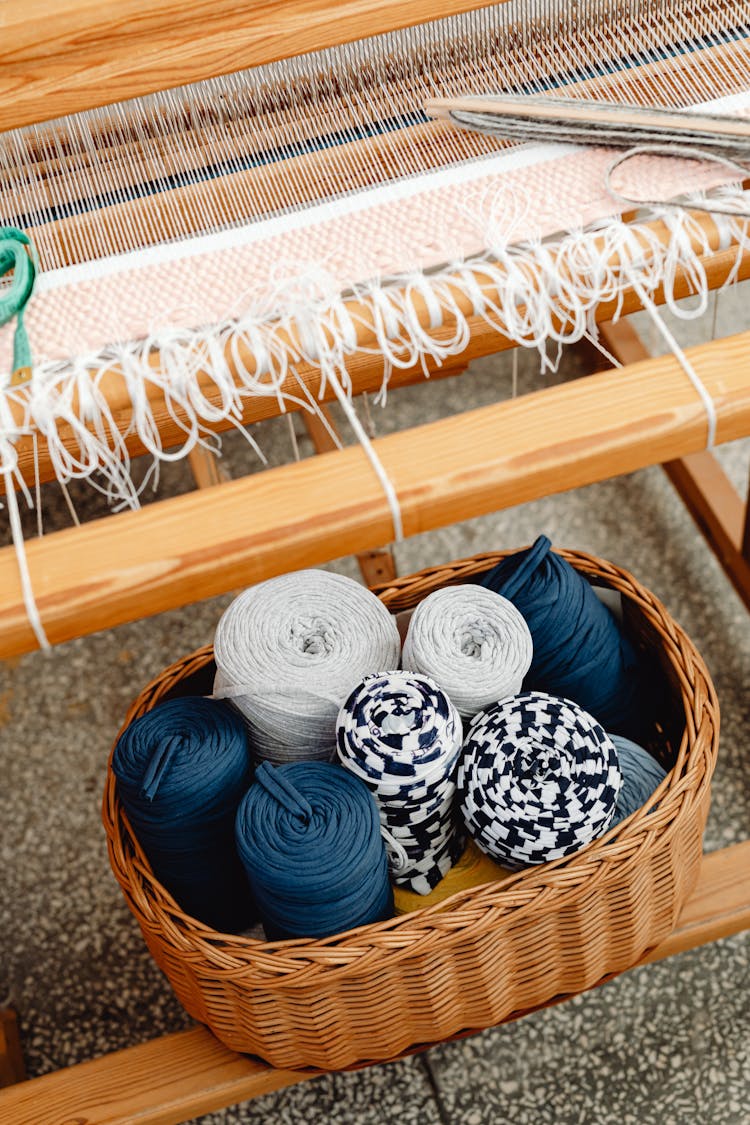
(213, 570, 401, 764)
(402, 585, 533, 719)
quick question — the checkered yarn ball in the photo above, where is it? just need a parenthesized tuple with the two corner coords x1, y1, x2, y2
(337, 671, 465, 895)
(459, 691, 621, 869)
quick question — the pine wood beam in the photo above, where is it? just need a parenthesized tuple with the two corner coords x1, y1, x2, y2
(2, 330, 750, 657)
(599, 318, 750, 611)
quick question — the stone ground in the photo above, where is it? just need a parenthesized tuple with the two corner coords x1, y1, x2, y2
(1, 296, 748, 1124)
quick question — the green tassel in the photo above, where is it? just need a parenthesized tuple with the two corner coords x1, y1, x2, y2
(1, 226, 37, 386)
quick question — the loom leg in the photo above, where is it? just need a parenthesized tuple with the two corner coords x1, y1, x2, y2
(0, 1010, 26, 1088)
(301, 403, 398, 588)
(188, 446, 230, 489)
(598, 319, 750, 611)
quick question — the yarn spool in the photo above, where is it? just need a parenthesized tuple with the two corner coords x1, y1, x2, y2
(337, 671, 465, 894)
(213, 570, 401, 764)
(112, 696, 255, 932)
(392, 838, 513, 915)
(235, 760, 393, 940)
(610, 734, 667, 827)
(402, 584, 533, 719)
(459, 691, 621, 869)
(480, 535, 641, 734)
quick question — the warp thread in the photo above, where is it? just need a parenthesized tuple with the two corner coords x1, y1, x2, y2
(392, 838, 513, 915)
(213, 570, 401, 764)
(337, 671, 464, 894)
(235, 760, 393, 940)
(480, 536, 641, 735)
(402, 584, 533, 719)
(459, 691, 621, 869)
(610, 734, 668, 828)
(112, 696, 255, 932)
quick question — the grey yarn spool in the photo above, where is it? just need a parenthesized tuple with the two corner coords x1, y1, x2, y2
(402, 584, 533, 719)
(213, 570, 402, 764)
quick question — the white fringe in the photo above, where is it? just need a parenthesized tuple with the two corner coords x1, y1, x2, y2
(3, 193, 749, 515)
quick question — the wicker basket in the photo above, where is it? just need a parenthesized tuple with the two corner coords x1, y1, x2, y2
(103, 549, 719, 1070)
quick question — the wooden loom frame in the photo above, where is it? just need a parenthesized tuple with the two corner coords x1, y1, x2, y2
(2, 0, 750, 1119)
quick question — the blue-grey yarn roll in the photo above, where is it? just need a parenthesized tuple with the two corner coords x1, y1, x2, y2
(401, 584, 533, 719)
(235, 760, 393, 940)
(112, 696, 255, 932)
(610, 735, 667, 827)
(213, 570, 401, 765)
(459, 691, 622, 869)
(480, 536, 641, 735)
(337, 671, 465, 895)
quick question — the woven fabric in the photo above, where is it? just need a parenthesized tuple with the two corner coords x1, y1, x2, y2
(1, 142, 743, 370)
(459, 691, 621, 869)
(337, 671, 465, 895)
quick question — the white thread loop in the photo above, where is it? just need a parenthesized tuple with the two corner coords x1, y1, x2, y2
(633, 281, 717, 449)
(2, 461, 50, 651)
(325, 365, 404, 542)
(605, 146, 750, 220)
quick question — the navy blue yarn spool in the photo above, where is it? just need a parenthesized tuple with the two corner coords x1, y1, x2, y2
(235, 761, 393, 940)
(480, 536, 641, 735)
(610, 734, 667, 827)
(112, 696, 255, 932)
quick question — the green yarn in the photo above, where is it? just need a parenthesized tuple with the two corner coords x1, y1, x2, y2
(0, 227, 37, 379)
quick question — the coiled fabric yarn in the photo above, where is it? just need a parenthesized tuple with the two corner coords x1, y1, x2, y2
(214, 570, 401, 764)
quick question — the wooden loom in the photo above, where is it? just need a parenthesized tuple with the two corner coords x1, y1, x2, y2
(1, 0, 750, 1119)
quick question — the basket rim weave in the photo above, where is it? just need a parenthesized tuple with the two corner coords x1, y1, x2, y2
(102, 546, 719, 987)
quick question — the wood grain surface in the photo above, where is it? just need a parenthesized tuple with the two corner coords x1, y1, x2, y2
(2, 329, 750, 656)
(0, 0, 501, 130)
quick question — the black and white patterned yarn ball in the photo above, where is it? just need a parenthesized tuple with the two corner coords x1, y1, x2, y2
(459, 691, 622, 870)
(337, 671, 465, 895)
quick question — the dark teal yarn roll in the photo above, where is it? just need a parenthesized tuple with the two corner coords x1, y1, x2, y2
(235, 761, 393, 940)
(112, 696, 255, 932)
(480, 535, 641, 735)
(610, 735, 667, 828)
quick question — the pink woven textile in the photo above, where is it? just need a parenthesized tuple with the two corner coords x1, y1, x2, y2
(0, 142, 742, 371)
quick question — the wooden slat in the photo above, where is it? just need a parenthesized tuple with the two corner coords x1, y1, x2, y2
(1, 842, 747, 1125)
(0, 1025, 313, 1125)
(6, 214, 750, 497)
(299, 403, 398, 585)
(187, 446, 229, 490)
(2, 331, 750, 657)
(600, 318, 750, 610)
(0, 1011, 26, 1088)
(0, 0, 501, 131)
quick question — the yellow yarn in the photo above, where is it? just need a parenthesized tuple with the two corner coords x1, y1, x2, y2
(392, 838, 513, 915)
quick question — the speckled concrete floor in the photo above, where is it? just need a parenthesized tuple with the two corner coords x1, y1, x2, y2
(1, 300, 749, 1124)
